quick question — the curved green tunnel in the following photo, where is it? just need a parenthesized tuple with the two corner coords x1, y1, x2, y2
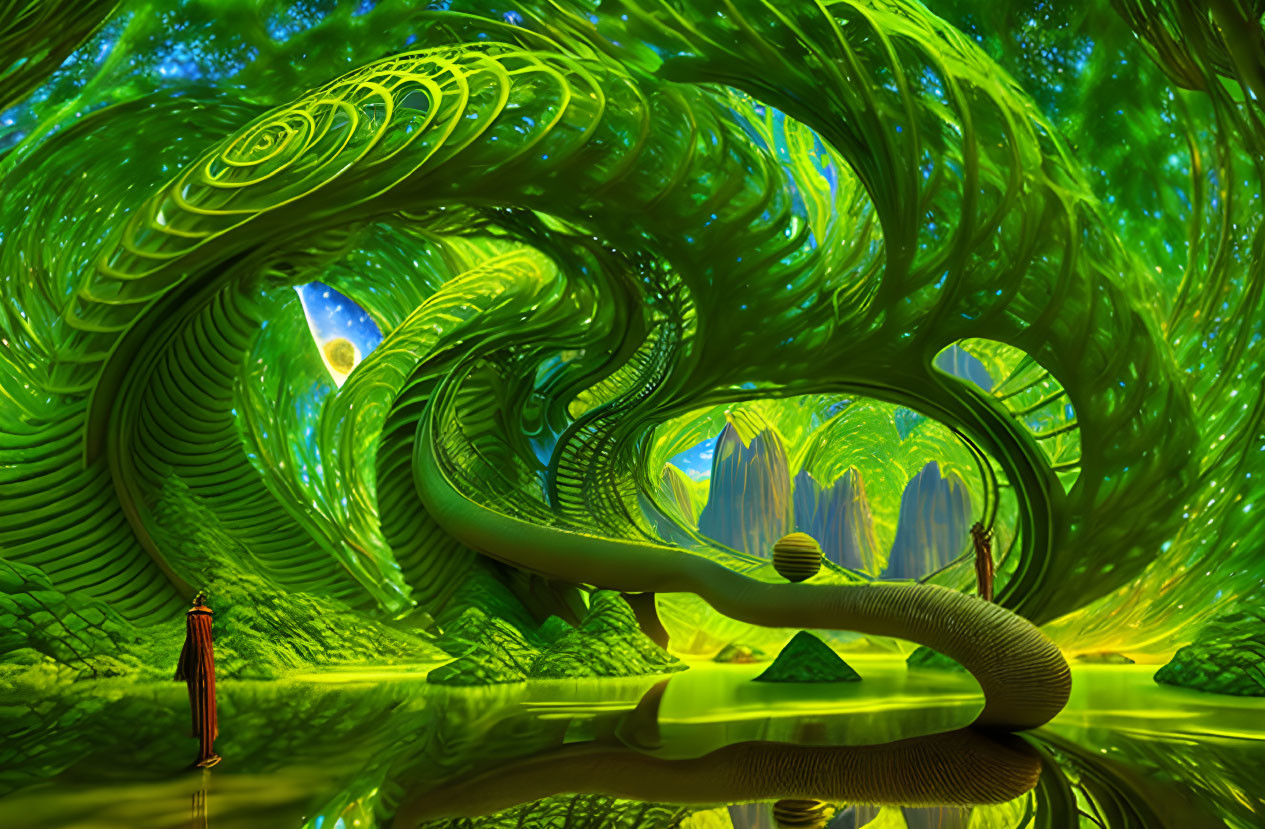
(2, 0, 1263, 742)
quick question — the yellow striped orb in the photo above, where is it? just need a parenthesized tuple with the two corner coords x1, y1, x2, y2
(772, 532, 822, 583)
(772, 798, 830, 828)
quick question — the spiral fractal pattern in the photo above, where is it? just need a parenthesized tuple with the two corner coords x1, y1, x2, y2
(2, 0, 1263, 736)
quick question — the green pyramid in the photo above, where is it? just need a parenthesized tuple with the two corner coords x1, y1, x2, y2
(906, 645, 966, 673)
(753, 631, 862, 683)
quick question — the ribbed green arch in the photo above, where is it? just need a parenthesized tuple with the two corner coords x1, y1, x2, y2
(43, 2, 1206, 730)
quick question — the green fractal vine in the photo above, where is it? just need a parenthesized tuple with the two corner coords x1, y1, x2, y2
(2, 0, 1264, 737)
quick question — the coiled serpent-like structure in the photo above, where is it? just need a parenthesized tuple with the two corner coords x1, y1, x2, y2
(12, 0, 1235, 737)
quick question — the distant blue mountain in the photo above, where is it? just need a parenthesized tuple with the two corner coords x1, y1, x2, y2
(792, 468, 878, 572)
(883, 461, 972, 579)
(671, 422, 973, 580)
(935, 344, 993, 391)
(697, 423, 793, 556)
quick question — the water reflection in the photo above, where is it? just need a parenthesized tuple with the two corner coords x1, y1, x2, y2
(395, 726, 1039, 823)
(192, 771, 209, 829)
(0, 662, 1260, 828)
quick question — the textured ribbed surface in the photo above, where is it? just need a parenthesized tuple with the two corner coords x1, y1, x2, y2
(772, 799, 829, 828)
(393, 728, 1042, 823)
(111, 285, 364, 603)
(549, 322, 678, 539)
(378, 375, 476, 613)
(416, 410, 1072, 733)
(772, 532, 823, 582)
(0, 402, 181, 624)
(0, 0, 117, 112)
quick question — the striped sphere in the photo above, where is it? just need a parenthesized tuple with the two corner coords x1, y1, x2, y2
(772, 799, 830, 829)
(771, 532, 822, 583)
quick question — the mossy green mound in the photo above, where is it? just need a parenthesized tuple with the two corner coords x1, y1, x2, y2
(208, 570, 446, 680)
(435, 607, 543, 658)
(1076, 652, 1135, 665)
(430, 591, 684, 683)
(152, 477, 446, 679)
(537, 615, 574, 645)
(714, 644, 767, 664)
(906, 645, 966, 673)
(1, 544, 446, 681)
(530, 591, 685, 679)
(1154, 608, 1265, 696)
(0, 559, 148, 678)
(429, 607, 541, 685)
(754, 631, 861, 683)
(434, 563, 544, 639)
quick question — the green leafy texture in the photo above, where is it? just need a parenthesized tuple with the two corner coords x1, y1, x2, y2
(0, 558, 147, 678)
(430, 590, 686, 683)
(149, 475, 447, 678)
(434, 561, 545, 637)
(536, 614, 574, 645)
(753, 631, 863, 683)
(0, 0, 118, 112)
(530, 591, 685, 679)
(427, 607, 541, 686)
(1154, 605, 1265, 696)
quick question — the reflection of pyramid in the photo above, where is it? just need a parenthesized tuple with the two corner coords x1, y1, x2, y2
(824, 805, 971, 828)
(728, 803, 777, 829)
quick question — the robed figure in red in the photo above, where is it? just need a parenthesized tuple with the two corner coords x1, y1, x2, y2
(175, 591, 220, 768)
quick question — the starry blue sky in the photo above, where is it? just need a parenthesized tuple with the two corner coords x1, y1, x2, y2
(294, 281, 382, 370)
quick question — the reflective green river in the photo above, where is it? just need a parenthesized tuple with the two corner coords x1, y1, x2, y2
(1, 660, 1261, 828)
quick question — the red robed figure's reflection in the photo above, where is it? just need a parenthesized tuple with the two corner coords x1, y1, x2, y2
(175, 592, 220, 768)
